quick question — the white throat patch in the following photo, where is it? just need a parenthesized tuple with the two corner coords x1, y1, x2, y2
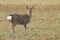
(7, 16, 12, 20)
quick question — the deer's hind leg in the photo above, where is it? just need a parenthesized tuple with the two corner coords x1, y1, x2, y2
(12, 23, 16, 33)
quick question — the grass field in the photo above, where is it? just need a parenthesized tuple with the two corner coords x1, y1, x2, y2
(0, 1, 60, 40)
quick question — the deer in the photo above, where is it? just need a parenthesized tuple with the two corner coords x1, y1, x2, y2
(7, 5, 34, 33)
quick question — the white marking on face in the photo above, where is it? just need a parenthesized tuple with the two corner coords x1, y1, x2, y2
(7, 16, 12, 20)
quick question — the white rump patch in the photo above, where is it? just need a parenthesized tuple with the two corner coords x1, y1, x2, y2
(7, 16, 12, 20)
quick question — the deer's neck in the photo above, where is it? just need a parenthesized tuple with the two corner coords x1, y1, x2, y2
(29, 10, 32, 18)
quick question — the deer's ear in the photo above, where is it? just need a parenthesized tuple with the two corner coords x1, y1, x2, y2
(26, 6, 29, 9)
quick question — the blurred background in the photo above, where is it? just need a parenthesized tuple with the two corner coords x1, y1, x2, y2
(0, 0, 60, 40)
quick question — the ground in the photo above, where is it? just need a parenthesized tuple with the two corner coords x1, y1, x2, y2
(0, 0, 60, 40)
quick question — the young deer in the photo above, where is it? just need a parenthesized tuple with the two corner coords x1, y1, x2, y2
(7, 5, 34, 33)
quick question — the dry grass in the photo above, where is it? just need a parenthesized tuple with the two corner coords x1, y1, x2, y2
(0, 4, 60, 40)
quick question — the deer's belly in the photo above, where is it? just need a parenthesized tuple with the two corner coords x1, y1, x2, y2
(17, 20, 30, 24)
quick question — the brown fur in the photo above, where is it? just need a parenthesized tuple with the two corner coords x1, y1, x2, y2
(7, 5, 34, 33)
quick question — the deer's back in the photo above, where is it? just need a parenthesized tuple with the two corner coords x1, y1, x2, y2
(11, 14, 30, 24)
